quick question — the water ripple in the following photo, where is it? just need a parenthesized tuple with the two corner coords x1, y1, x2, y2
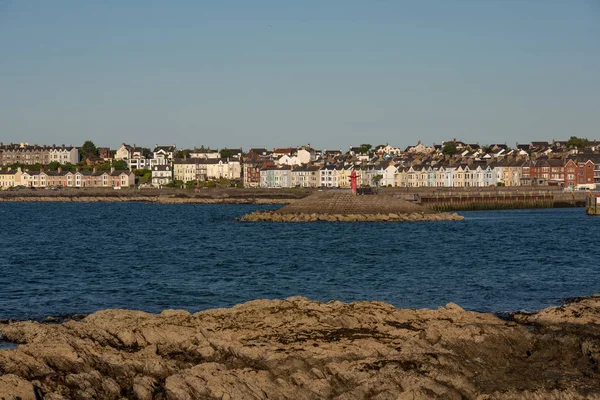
(0, 204, 598, 319)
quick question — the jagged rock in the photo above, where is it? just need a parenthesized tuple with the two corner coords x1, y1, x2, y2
(1, 296, 599, 399)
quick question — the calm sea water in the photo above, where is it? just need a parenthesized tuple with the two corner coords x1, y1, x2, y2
(0, 203, 598, 320)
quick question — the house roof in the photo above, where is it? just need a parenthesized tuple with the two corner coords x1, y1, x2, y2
(154, 145, 176, 152)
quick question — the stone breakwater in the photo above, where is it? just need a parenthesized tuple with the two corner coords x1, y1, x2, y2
(238, 192, 464, 222)
(0, 195, 293, 205)
(240, 210, 464, 222)
(1, 295, 600, 399)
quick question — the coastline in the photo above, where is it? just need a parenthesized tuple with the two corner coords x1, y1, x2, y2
(0, 188, 306, 205)
(0, 195, 295, 205)
(0, 187, 588, 209)
(1, 295, 599, 399)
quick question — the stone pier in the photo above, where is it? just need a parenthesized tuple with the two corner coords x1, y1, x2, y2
(240, 191, 463, 222)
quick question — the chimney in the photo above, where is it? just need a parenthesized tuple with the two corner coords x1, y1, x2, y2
(111, 167, 115, 173)
(93, 167, 97, 173)
(57, 167, 62, 173)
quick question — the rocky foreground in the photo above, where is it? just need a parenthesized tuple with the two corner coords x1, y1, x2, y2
(1, 296, 600, 400)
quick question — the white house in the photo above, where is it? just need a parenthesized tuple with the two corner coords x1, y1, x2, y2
(276, 154, 302, 166)
(382, 164, 397, 187)
(319, 165, 339, 187)
(297, 149, 314, 165)
(152, 165, 173, 187)
(153, 145, 176, 166)
(206, 159, 241, 180)
(48, 146, 79, 164)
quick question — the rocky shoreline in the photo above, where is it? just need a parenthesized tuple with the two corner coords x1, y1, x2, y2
(239, 210, 464, 222)
(1, 295, 599, 399)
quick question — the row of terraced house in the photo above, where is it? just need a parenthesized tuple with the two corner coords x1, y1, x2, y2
(251, 158, 600, 189)
(0, 167, 135, 188)
(0, 143, 79, 165)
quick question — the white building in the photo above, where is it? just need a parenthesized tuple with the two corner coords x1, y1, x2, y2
(48, 146, 79, 165)
(318, 165, 339, 187)
(153, 145, 176, 166)
(152, 165, 173, 187)
(206, 159, 241, 180)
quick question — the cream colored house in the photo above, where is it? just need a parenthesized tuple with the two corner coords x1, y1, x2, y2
(174, 160, 201, 183)
(394, 167, 408, 187)
(454, 165, 466, 187)
(0, 168, 22, 187)
(206, 159, 241, 180)
(338, 165, 353, 188)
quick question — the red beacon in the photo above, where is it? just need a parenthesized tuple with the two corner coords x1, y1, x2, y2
(350, 170, 358, 195)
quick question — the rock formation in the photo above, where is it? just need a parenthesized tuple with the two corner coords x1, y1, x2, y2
(1, 295, 599, 399)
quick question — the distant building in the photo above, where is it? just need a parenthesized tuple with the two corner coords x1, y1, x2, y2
(0, 143, 79, 166)
(152, 165, 173, 187)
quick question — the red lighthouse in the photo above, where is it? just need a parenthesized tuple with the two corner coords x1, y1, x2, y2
(350, 170, 358, 195)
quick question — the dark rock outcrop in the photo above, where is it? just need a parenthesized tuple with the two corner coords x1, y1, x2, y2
(1, 295, 600, 399)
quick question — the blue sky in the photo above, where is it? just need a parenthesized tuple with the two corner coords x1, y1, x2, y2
(1, 0, 599, 150)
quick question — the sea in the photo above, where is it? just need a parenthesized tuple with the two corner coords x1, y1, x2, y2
(0, 203, 598, 320)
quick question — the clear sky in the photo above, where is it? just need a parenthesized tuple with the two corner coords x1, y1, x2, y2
(1, 0, 599, 151)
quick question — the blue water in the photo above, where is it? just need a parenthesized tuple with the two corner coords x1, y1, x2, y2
(0, 203, 598, 320)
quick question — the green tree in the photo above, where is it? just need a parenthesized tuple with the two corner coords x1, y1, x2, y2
(97, 162, 112, 171)
(566, 136, 590, 149)
(219, 149, 234, 159)
(133, 170, 152, 184)
(47, 161, 61, 171)
(112, 160, 128, 170)
(81, 140, 98, 158)
(358, 144, 372, 154)
(62, 163, 75, 172)
(442, 142, 458, 156)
